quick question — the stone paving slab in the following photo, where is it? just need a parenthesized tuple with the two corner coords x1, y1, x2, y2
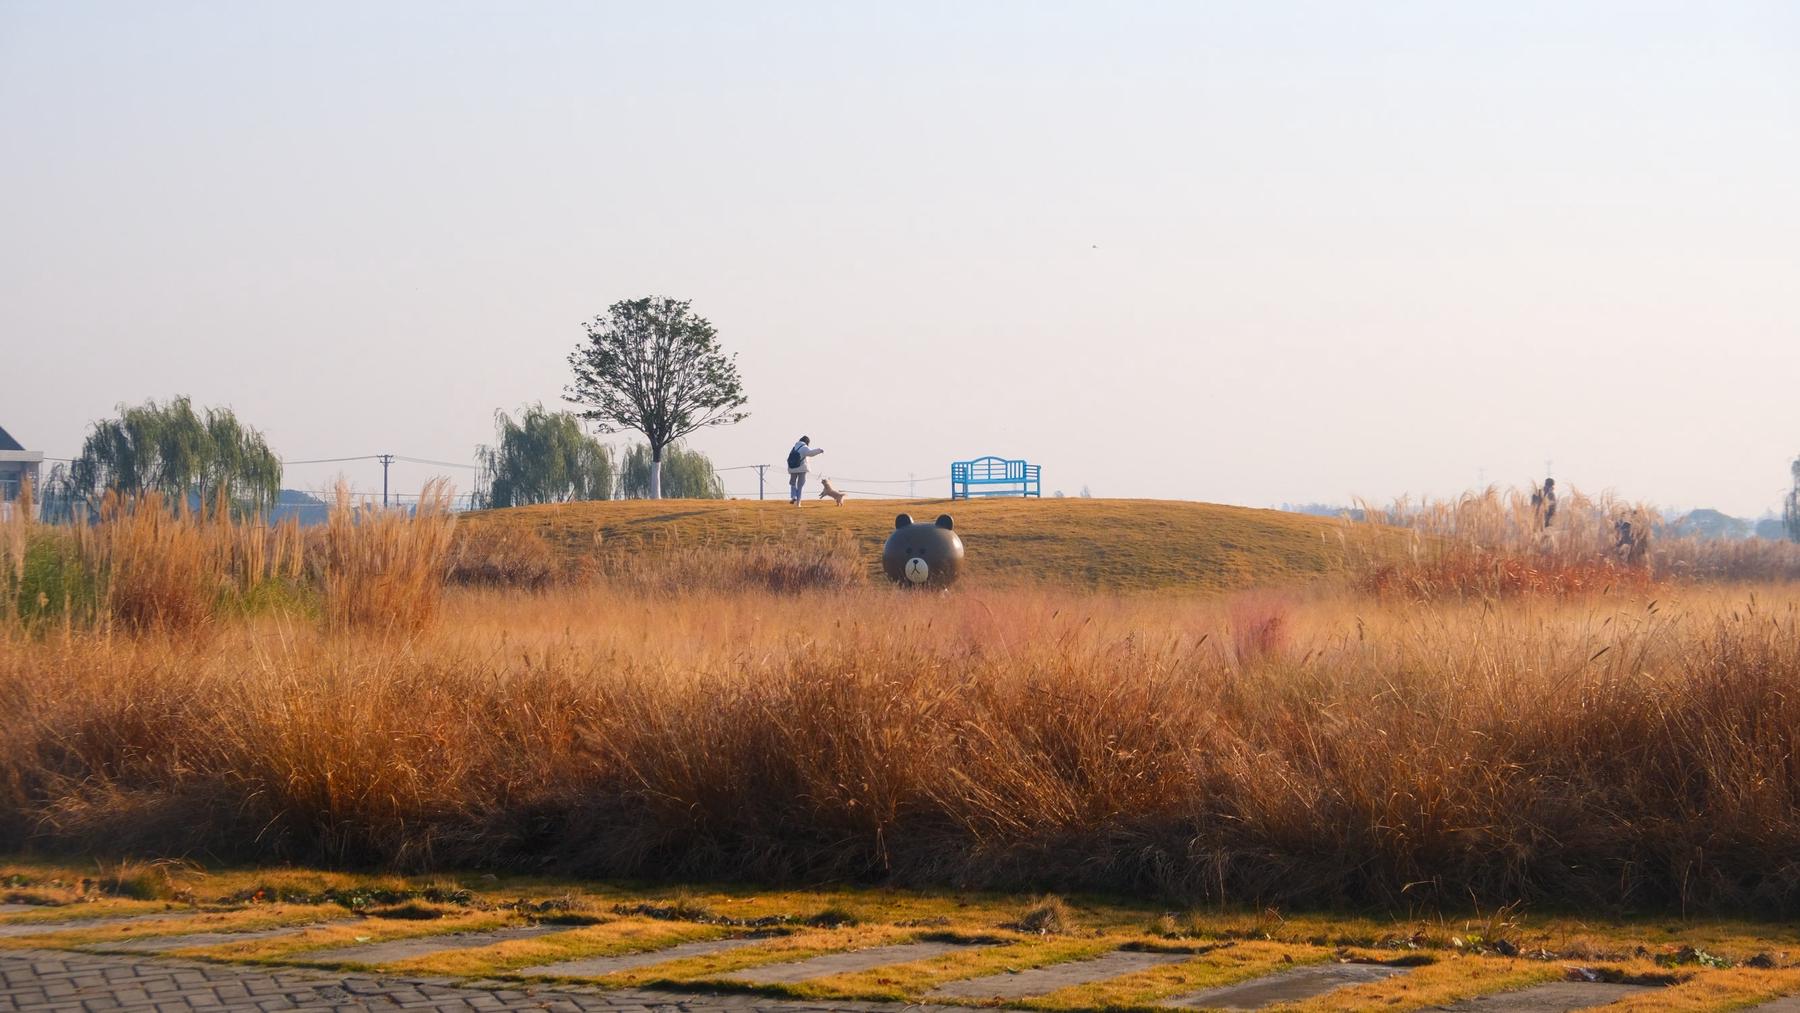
(718, 941, 982, 984)
(1743, 997, 1800, 1012)
(1165, 960, 1411, 1009)
(0, 948, 975, 1011)
(521, 936, 773, 978)
(1433, 981, 1657, 1011)
(0, 912, 189, 939)
(81, 923, 326, 954)
(297, 925, 575, 965)
(929, 948, 1192, 999)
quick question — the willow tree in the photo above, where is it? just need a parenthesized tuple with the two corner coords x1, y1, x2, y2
(619, 442, 724, 500)
(71, 396, 281, 513)
(475, 405, 615, 509)
(564, 297, 748, 499)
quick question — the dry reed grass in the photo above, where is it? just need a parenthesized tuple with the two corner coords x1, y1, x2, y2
(5, 577, 1800, 914)
(0, 481, 450, 634)
(80, 491, 307, 633)
(1346, 486, 1800, 598)
(446, 523, 559, 590)
(316, 480, 456, 633)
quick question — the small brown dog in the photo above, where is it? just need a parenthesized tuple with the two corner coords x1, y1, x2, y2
(817, 478, 846, 505)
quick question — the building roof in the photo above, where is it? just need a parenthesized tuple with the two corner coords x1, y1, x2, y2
(0, 425, 24, 453)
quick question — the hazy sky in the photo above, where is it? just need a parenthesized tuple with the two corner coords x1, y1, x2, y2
(3, 2, 1797, 513)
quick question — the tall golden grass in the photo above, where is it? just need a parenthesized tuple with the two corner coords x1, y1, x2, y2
(5, 487, 1800, 914)
(316, 480, 456, 633)
(5, 580, 1800, 912)
(0, 481, 452, 633)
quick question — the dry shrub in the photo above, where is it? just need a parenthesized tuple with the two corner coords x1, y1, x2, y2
(1360, 549, 1653, 599)
(1655, 535, 1800, 583)
(93, 858, 192, 901)
(448, 523, 558, 590)
(317, 480, 456, 633)
(592, 529, 863, 594)
(1008, 895, 1075, 934)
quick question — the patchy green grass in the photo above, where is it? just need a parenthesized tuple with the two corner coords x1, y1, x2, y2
(398, 918, 733, 978)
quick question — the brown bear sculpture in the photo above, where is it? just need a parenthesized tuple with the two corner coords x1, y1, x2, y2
(882, 513, 964, 587)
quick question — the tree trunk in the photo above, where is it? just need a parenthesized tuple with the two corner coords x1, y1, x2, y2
(649, 445, 663, 500)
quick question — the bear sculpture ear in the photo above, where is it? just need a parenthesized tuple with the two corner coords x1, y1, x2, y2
(895, 513, 914, 530)
(935, 514, 954, 530)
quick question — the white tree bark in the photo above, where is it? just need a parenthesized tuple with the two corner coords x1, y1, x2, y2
(648, 456, 663, 499)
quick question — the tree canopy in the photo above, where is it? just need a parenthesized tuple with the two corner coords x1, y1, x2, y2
(475, 405, 615, 509)
(71, 396, 281, 513)
(564, 296, 747, 499)
(620, 442, 724, 500)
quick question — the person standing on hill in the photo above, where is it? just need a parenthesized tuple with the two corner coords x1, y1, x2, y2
(786, 435, 823, 506)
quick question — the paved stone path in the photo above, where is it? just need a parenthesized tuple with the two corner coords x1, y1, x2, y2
(0, 949, 969, 1012)
(718, 941, 982, 984)
(298, 926, 576, 965)
(2, 945, 1793, 1011)
(0, 915, 188, 941)
(83, 925, 325, 955)
(1433, 981, 1657, 1011)
(1164, 961, 1411, 1009)
(928, 948, 1191, 999)
(521, 937, 772, 979)
(0, 906, 37, 916)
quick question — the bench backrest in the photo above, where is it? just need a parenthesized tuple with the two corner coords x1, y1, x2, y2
(954, 456, 1033, 481)
(950, 456, 1041, 497)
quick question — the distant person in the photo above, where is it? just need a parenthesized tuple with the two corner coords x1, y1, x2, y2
(786, 435, 823, 506)
(1530, 477, 1557, 528)
(1615, 510, 1650, 567)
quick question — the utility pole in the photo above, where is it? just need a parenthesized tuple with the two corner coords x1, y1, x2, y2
(378, 453, 395, 507)
(909, 472, 915, 498)
(754, 464, 767, 500)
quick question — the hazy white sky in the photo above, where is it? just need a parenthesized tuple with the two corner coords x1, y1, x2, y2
(3, 2, 1796, 512)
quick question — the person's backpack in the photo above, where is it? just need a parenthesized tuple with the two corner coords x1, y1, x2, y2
(787, 446, 804, 469)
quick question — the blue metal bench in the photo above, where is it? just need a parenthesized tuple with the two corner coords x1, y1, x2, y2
(950, 456, 1041, 499)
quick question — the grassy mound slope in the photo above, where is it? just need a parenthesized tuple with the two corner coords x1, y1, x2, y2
(458, 497, 1346, 593)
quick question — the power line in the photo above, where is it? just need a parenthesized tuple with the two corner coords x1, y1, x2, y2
(282, 455, 383, 465)
(393, 455, 477, 470)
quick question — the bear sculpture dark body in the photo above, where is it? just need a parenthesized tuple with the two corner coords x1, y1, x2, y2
(882, 513, 964, 587)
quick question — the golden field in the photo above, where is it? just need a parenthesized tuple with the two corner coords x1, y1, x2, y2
(5, 486, 1800, 920)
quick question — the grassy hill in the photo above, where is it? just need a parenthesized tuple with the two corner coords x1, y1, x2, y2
(459, 497, 1349, 593)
